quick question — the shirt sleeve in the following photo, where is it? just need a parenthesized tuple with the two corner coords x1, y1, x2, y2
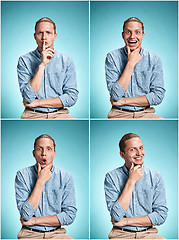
(104, 173, 126, 222)
(15, 171, 36, 221)
(56, 174, 77, 225)
(59, 58, 79, 107)
(148, 174, 168, 225)
(105, 53, 126, 101)
(17, 57, 38, 103)
(145, 56, 166, 106)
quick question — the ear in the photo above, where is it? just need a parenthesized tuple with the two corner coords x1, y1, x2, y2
(122, 32, 124, 40)
(34, 33, 36, 41)
(142, 32, 145, 40)
(54, 151, 56, 158)
(54, 33, 57, 41)
(120, 151, 125, 159)
(33, 150, 35, 158)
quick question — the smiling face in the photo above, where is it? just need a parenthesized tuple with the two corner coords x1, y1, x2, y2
(120, 137, 145, 169)
(33, 138, 56, 169)
(34, 21, 57, 52)
(122, 21, 145, 51)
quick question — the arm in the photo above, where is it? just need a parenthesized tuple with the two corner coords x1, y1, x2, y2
(105, 47, 141, 102)
(104, 164, 143, 222)
(21, 215, 60, 226)
(17, 42, 55, 103)
(112, 215, 152, 227)
(28, 163, 53, 210)
(110, 96, 150, 107)
(23, 97, 64, 109)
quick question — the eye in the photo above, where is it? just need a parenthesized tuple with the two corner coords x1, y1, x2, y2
(139, 146, 143, 150)
(36, 147, 41, 151)
(47, 147, 52, 151)
(130, 148, 134, 151)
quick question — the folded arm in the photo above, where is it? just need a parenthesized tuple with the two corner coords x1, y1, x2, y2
(21, 215, 60, 226)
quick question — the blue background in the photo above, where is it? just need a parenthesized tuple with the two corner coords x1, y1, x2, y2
(90, 120, 178, 239)
(90, 1, 178, 119)
(1, 120, 89, 239)
(1, 1, 89, 119)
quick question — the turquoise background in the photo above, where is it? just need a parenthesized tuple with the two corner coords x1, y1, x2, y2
(90, 120, 178, 239)
(90, 1, 178, 119)
(1, 120, 89, 239)
(1, 1, 89, 119)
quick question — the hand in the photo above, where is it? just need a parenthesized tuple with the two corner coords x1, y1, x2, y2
(111, 217, 127, 227)
(127, 46, 142, 67)
(110, 97, 125, 106)
(20, 216, 36, 226)
(129, 163, 144, 184)
(37, 163, 53, 185)
(23, 99, 39, 108)
(41, 40, 55, 67)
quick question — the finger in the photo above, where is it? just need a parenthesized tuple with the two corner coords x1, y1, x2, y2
(46, 53, 54, 59)
(46, 162, 53, 171)
(134, 165, 141, 170)
(38, 163, 41, 173)
(42, 41, 45, 51)
(127, 46, 131, 55)
(46, 48, 55, 54)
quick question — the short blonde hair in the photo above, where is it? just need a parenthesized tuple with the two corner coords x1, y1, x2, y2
(35, 17, 56, 33)
(123, 17, 144, 33)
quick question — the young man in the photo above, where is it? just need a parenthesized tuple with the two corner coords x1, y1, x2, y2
(104, 133, 168, 239)
(105, 17, 165, 119)
(17, 17, 79, 119)
(15, 134, 77, 239)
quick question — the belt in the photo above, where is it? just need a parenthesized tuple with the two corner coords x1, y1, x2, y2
(25, 107, 63, 114)
(112, 106, 150, 112)
(22, 225, 61, 233)
(113, 226, 152, 233)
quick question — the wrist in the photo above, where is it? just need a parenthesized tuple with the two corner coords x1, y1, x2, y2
(127, 178, 136, 186)
(127, 61, 135, 69)
(39, 63, 46, 69)
(36, 178, 45, 188)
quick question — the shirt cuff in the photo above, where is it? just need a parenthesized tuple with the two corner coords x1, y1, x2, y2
(20, 200, 35, 221)
(111, 200, 126, 222)
(22, 82, 38, 103)
(111, 81, 125, 101)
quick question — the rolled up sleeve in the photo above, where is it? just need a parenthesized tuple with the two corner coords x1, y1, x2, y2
(104, 173, 126, 222)
(105, 53, 125, 101)
(56, 174, 77, 225)
(17, 57, 38, 103)
(145, 57, 166, 106)
(148, 174, 168, 225)
(15, 171, 36, 221)
(59, 58, 79, 107)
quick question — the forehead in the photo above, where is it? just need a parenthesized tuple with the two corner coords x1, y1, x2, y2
(35, 138, 54, 147)
(125, 137, 143, 150)
(124, 21, 143, 31)
(36, 21, 54, 32)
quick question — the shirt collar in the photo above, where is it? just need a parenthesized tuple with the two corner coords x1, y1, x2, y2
(123, 46, 144, 57)
(34, 164, 55, 174)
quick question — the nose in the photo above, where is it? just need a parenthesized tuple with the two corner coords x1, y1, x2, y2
(42, 32, 47, 40)
(42, 149, 46, 156)
(131, 31, 136, 39)
(136, 149, 142, 155)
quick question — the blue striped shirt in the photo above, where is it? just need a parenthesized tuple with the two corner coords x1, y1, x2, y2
(104, 164, 168, 231)
(15, 164, 77, 231)
(17, 48, 79, 112)
(105, 47, 165, 111)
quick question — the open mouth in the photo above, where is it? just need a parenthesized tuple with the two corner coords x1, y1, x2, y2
(128, 40, 138, 46)
(42, 159, 47, 164)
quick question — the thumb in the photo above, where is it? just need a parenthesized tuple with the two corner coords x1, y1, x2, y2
(38, 163, 41, 173)
(130, 163, 134, 170)
(127, 46, 131, 55)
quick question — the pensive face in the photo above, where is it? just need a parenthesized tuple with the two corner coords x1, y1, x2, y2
(34, 21, 57, 52)
(33, 138, 56, 169)
(120, 137, 145, 169)
(122, 21, 145, 51)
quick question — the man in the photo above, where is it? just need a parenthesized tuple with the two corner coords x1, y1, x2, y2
(104, 133, 168, 239)
(105, 17, 165, 119)
(15, 134, 77, 239)
(17, 17, 79, 119)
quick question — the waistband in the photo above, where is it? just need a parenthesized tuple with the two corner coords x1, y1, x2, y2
(25, 107, 63, 114)
(22, 225, 61, 233)
(112, 106, 150, 112)
(113, 226, 153, 233)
